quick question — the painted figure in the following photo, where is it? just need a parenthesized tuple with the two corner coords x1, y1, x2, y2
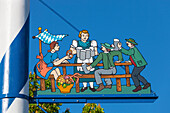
(118, 38, 151, 92)
(34, 41, 70, 81)
(86, 43, 123, 91)
(70, 30, 98, 92)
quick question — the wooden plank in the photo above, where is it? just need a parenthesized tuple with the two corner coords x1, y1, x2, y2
(126, 78, 131, 87)
(39, 40, 42, 54)
(40, 79, 46, 91)
(116, 78, 122, 92)
(37, 75, 54, 79)
(77, 74, 131, 78)
(38, 27, 42, 54)
(55, 63, 132, 67)
(62, 66, 67, 75)
(50, 78, 56, 92)
(37, 74, 131, 79)
(76, 78, 80, 93)
(125, 65, 130, 74)
(125, 65, 131, 87)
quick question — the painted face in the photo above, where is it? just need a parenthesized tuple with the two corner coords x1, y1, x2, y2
(101, 46, 106, 51)
(81, 33, 89, 42)
(126, 41, 133, 48)
(54, 44, 60, 51)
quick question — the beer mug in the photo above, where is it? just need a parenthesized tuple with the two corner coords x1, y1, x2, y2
(113, 39, 120, 51)
(76, 47, 82, 58)
(80, 50, 86, 60)
(86, 49, 91, 59)
(89, 47, 95, 57)
(82, 63, 90, 74)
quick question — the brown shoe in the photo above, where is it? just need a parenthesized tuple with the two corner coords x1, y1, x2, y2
(105, 85, 112, 89)
(96, 83, 105, 91)
(143, 83, 151, 89)
(89, 87, 96, 92)
(81, 87, 88, 92)
(132, 86, 141, 92)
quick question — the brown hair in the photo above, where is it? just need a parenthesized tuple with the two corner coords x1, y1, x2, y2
(78, 30, 89, 38)
(48, 41, 58, 52)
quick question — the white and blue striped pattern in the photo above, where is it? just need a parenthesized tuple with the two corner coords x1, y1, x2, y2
(36, 30, 67, 44)
(0, 0, 30, 113)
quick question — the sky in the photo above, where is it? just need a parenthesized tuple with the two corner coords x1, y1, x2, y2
(29, 0, 170, 112)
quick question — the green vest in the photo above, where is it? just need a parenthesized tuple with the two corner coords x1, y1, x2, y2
(120, 47, 147, 67)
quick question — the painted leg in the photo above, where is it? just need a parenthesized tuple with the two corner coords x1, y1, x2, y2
(83, 82, 87, 87)
(138, 74, 148, 85)
(50, 68, 61, 80)
(89, 82, 96, 92)
(81, 82, 88, 92)
(138, 74, 151, 89)
(131, 66, 145, 92)
(94, 69, 103, 85)
(94, 69, 115, 91)
(131, 67, 141, 87)
(89, 82, 94, 88)
(104, 67, 116, 86)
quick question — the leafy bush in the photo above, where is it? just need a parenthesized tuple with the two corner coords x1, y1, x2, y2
(29, 72, 40, 98)
(29, 103, 62, 113)
(29, 72, 64, 113)
(82, 103, 104, 113)
(29, 72, 103, 113)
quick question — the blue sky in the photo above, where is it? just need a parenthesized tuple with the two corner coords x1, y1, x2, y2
(30, 0, 170, 112)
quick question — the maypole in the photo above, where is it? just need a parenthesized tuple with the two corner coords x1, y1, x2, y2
(0, 0, 30, 113)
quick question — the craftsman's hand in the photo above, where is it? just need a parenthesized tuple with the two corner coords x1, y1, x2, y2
(118, 42, 122, 48)
(87, 66, 92, 71)
(115, 60, 121, 63)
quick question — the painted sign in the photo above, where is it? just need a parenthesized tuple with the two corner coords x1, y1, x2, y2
(29, 27, 158, 103)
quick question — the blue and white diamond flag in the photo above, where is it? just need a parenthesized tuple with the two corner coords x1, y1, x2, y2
(35, 30, 68, 44)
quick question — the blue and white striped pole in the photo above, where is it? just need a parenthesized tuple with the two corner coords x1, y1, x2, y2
(0, 0, 30, 113)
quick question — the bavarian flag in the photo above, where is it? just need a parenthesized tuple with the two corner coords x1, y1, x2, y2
(35, 30, 68, 44)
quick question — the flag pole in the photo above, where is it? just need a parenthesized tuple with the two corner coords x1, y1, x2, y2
(38, 27, 42, 54)
(0, 0, 30, 113)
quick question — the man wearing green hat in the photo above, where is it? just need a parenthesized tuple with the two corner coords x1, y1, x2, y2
(118, 38, 150, 92)
(87, 43, 123, 91)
